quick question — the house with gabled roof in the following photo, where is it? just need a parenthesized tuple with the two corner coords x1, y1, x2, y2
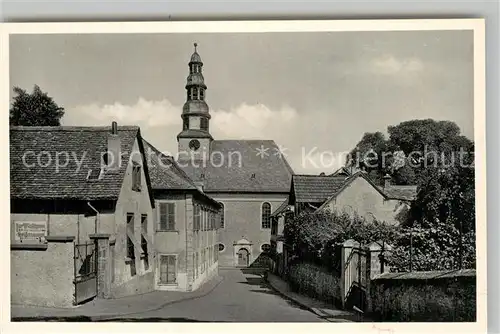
(142, 139, 222, 291)
(10, 122, 155, 307)
(173, 45, 294, 267)
(289, 174, 349, 215)
(287, 171, 416, 225)
(315, 172, 417, 225)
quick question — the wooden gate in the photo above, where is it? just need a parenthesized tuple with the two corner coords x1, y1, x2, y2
(74, 242, 98, 304)
(342, 240, 368, 311)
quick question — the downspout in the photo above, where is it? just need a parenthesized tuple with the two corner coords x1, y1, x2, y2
(87, 202, 100, 234)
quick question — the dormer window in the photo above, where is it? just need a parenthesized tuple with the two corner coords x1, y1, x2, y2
(87, 168, 103, 181)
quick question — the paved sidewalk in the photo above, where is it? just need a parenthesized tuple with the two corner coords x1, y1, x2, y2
(266, 272, 364, 322)
(11, 275, 223, 321)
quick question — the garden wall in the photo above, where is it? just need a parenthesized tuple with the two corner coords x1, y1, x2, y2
(369, 269, 476, 322)
(288, 262, 341, 306)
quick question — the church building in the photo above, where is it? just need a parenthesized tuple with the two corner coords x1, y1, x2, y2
(175, 44, 294, 267)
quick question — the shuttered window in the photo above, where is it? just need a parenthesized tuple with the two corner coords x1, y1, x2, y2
(159, 203, 176, 231)
(194, 205, 200, 231)
(159, 255, 176, 284)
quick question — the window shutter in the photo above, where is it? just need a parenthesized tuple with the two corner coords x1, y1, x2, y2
(167, 203, 176, 230)
(159, 203, 168, 230)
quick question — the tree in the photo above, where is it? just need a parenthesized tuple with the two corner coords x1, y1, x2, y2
(347, 119, 473, 186)
(10, 85, 65, 126)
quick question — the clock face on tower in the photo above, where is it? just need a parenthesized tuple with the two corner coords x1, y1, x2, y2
(189, 139, 201, 151)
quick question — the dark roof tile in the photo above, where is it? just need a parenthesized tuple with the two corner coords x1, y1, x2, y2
(178, 140, 293, 193)
(292, 175, 348, 203)
(10, 126, 139, 200)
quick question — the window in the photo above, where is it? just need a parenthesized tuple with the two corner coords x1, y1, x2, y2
(261, 202, 271, 229)
(194, 205, 200, 231)
(219, 204, 225, 229)
(159, 203, 176, 231)
(191, 87, 198, 100)
(141, 214, 148, 255)
(218, 243, 225, 252)
(126, 213, 135, 259)
(132, 163, 141, 191)
(183, 118, 189, 130)
(261, 243, 271, 253)
(214, 245, 218, 262)
(200, 117, 209, 131)
(200, 88, 205, 100)
(159, 255, 176, 284)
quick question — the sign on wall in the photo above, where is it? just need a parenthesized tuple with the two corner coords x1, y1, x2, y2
(14, 221, 47, 244)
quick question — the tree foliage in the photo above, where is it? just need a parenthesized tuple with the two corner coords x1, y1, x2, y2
(347, 119, 474, 187)
(387, 220, 476, 272)
(10, 85, 65, 126)
(284, 210, 399, 271)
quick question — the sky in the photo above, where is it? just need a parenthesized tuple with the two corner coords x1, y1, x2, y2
(9, 30, 474, 174)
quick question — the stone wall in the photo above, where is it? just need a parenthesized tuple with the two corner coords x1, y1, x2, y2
(369, 270, 476, 322)
(11, 240, 75, 307)
(288, 262, 341, 306)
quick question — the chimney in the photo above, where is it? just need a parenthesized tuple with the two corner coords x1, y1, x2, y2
(111, 121, 118, 135)
(383, 174, 392, 189)
(107, 121, 121, 171)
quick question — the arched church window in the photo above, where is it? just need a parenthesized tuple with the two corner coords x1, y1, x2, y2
(200, 88, 205, 100)
(261, 202, 271, 229)
(191, 87, 198, 100)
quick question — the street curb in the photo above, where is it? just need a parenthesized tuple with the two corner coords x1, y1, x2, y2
(92, 275, 225, 321)
(265, 274, 354, 323)
(12, 275, 224, 322)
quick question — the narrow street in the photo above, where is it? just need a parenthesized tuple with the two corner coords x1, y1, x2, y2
(107, 269, 326, 322)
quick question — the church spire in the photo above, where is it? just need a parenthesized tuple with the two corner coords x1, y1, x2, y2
(177, 43, 213, 158)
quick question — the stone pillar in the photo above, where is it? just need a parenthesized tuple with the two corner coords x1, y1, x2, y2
(89, 234, 111, 299)
(340, 239, 360, 309)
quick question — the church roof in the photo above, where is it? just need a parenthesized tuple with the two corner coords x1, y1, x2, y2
(179, 140, 294, 193)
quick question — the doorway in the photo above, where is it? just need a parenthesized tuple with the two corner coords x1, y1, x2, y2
(237, 248, 249, 267)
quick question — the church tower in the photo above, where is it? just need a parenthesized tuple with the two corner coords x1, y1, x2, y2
(177, 43, 213, 161)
